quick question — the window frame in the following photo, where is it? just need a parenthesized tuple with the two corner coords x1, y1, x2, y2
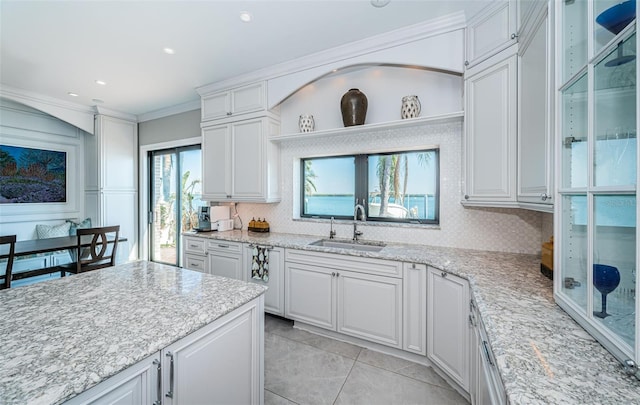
(300, 148, 440, 225)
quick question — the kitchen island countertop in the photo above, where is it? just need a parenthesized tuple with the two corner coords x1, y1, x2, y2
(186, 230, 640, 404)
(0, 260, 266, 405)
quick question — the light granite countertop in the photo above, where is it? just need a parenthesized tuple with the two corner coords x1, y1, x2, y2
(187, 230, 640, 404)
(0, 260, 266, 405)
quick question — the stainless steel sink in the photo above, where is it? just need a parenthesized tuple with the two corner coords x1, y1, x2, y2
(309, 239, 386, 252)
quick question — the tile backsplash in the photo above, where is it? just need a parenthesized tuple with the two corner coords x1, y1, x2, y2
(235, 121, 546, 254)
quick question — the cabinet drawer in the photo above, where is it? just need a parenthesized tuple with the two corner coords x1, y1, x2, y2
(184, 237, 206, 255)
(207, 240, 243, 255)
(285, 249, 402, 278)
(184, 254, 206, 273)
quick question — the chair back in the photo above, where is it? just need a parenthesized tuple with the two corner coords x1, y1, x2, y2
(0, 235, 17, 289)
(73, 226, 120, 273)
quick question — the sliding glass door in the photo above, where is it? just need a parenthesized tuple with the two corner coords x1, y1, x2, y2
(149, 146, 201, 265)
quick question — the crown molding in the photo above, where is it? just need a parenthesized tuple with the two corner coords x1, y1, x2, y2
(196, 11, 467, 95)
(95, 106, 138, 122)
(137, 99, 200, 122)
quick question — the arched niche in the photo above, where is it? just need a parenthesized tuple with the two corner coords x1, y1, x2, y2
(267, 28, 464, 110)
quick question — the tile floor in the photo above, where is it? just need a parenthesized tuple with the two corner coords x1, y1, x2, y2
(264, 314, 469, 405)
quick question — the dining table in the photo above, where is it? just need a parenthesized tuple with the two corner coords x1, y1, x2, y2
(0, 235, 126, 281)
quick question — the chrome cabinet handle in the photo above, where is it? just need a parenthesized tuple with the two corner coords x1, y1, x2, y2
(332, 272, 336, 277)
(411, 263, 416, 269)
(153, 359, 162, 405)
(440, 271, 447, 278)
(217, 244, 230, 248)
(226, 112, 232, 116)
(165, 351, 174, 398)
(189, 244, 199, 249)
(464, 60, 469, 66)
(511, 33, 518, 39)
(464, 194, 469, 200)
(482, 341, 494, 366)
(540, 193, 552, 201)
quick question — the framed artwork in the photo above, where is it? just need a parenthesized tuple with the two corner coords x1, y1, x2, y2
(0, 144, 67, 204)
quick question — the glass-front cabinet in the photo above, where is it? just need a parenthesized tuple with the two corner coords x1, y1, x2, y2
(556, 0, 639, 379)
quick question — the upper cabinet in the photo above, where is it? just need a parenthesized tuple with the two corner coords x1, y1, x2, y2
(465, 0, 518, 69)
(201, 117, 280, 203)
(517, 4, 554, 209)
(463, 0, 554, 212)
(555, 0, 639, 380)
(201, 82, 267, 122)
(463, 46, 518, 205)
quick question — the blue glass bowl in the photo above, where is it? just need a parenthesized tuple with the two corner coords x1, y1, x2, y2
(596, 1, 636, 35)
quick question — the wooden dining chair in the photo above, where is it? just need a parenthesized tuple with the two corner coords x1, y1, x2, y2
(0, 235, 17, 289)
(60, 225, 120, 276)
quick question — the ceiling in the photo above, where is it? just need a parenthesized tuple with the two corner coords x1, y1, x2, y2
(0, 0, 492, 120)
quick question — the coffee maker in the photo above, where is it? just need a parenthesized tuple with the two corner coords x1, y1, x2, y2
(195, 206, 211, 231)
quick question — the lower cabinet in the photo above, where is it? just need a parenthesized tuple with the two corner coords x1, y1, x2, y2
(207, 240, 243, 279)
(470, 299, 507, 405)
(243, 243, 285, 316)
(285, 256, 402, 349)
(427, 266, 470, 391)
(403, 262, 427, 355)
(66, 297, 264, 405)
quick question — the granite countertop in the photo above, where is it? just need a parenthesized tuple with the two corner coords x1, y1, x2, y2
(0, 260, 266, 405)
(187, 230, 640, 404)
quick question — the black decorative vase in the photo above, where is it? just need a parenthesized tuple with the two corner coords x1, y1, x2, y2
(340, 88, 367, 127)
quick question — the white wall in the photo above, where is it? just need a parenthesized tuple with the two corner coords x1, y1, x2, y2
(0, 98, 88, 240)
(236, 119, 543, 254)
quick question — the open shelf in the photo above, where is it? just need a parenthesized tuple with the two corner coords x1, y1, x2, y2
(270, 111, 464, 142)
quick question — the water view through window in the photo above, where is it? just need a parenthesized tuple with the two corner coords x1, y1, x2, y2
(302, 149, 439, 224)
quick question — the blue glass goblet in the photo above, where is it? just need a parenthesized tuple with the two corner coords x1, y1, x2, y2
(593, 264, 621, 318)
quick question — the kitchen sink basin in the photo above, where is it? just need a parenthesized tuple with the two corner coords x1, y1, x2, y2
(309, 239, 386, 252)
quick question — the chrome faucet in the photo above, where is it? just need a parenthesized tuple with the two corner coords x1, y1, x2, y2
(329, 217, 336, 239)
(353, 200, 366, 241)
(354, 200, 366, 222)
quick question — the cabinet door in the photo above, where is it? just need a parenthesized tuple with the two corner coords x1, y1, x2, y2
(518, 9, 552, 207)
(208, 252, 243, 280)
(65, 353, 160, 405)
(465, 0, 517, 68)
(163, 299, 263, 405)
(201, 125, 232, 200)
(427, 267, 470, 391)
(232, 82, 266, 115)
(464, 48, 517, 204)
(244, 245, 285, 316)
(403, 263, 426, 355)
(337, 270, 402, 348)
(231, 119, 264, 200)
(285, 262, 336, 330)
(202, 91, 231, 121)
(96, 115, 138, 192)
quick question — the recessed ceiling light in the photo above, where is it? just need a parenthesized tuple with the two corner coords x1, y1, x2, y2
(371, 0, 390, 7)
(163, 47, 175, 55)
(67, 92, 79, 97)
(95, 80, 107, 86)
(239, 11, 252, 22)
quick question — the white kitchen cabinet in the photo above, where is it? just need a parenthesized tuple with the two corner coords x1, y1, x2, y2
(85, 115, 138, 260)
(183, 235, 208, 273)
(201, 116, 280, 202)
(403, 262, 427, 356)
(427, 267, 470, 391)
(517, 4, 553, 211)
(285, 261, 336, 330)
(244, 244, 285, 316)
(465, 0, 517, 69)
(470, 299, 506, 405)
(207, 239, 243, 280)
(463, 46, 518, 206)
(337, 269, 402, 348)
(201, 82, 266, 122)
(285, 249, 402, 349)
(67, 297, 264, 405)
